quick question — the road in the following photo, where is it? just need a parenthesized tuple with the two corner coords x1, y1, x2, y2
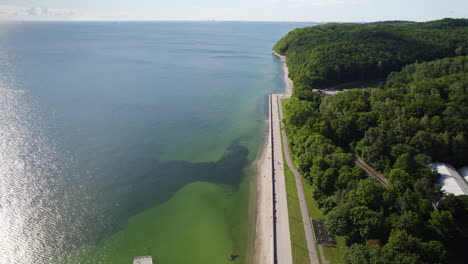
(273, 94, 320, 264)
(270, 94, 293, 264)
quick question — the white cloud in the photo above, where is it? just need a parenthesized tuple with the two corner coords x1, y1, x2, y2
(0, 5, 76, 20)
(286, 0, 369, 5)
(241, 0, 369, 9)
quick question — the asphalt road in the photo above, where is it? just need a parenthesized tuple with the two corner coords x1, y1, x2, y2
(271, 94, 293, 264)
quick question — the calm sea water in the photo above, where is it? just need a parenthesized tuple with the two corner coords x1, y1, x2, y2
(0, 21, 310, 264)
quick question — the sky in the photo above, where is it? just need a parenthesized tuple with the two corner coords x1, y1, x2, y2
(0, 0, 466, 22)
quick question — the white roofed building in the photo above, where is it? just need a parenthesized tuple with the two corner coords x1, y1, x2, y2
(458, 166, 468, 184)
(133, 256, 153, 264)
(430, 162, 468, 196)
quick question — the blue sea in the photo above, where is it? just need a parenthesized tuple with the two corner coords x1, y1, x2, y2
(0, 21, 310, 263)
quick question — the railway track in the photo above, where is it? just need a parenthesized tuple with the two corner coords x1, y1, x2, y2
(355, 157, 388, 186)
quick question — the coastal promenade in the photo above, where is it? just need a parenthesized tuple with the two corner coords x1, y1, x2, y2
(255, 52, 320, 264)
(272, 51, 320, 264)
(253, 100, 274, 264)
(271, 94, 293, 264)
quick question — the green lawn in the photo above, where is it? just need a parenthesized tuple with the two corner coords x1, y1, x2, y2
(323, 236, 347, 264)
(300, 176, 324, 219)
(284, 162, 311, 264)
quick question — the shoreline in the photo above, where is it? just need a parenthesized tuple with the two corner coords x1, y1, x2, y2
(272, 51, 293, 97)
(253, 50, 320, 264)
(252, 51, 296, 264)
(252, 102, 274, 264)
(272, 51, 321, 264)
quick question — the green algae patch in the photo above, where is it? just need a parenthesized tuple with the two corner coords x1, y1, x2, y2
(58, 182, 248, 264)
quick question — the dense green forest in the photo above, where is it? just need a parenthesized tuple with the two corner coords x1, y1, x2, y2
(273, 18, 468, 98)
(277, 19, 468, 264)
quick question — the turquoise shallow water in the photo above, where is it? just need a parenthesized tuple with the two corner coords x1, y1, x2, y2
(0, 21, 311, 263)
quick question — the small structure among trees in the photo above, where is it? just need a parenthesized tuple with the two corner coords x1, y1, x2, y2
(312, 219, 336, 247)
(133, 256, 153, 264)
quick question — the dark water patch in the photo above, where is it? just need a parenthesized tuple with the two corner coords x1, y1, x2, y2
(58, 142, 250, 250)
(100, 143, 249, 216)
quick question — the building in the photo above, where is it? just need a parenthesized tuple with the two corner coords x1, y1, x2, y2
(133, 256, 153, 264)
(458, 166, 468, 184)
(430, 162, 468, 196)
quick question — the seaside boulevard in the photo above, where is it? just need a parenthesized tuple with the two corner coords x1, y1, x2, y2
(253, 51, 320, 264)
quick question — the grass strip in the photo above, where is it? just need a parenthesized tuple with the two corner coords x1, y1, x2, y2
(283, 151, 311, 264)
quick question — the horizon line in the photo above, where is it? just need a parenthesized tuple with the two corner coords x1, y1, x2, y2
(0, 17, 463, 23)
(0, 19, 438, 23)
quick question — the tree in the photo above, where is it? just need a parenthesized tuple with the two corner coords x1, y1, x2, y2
(278, 22, 468, 263)
(387, 169, 412, 191)
(414, 153, 431, 166)
(336, 166, 366, 190)
(274, 20, 468, 89)
(348, 206, 384, 244)
(344, 243, 420, 264)
(343, 244, 370, 264)
(393, 153, 417, 173)
(419, 240, 447, 264)
(284, 97, 316, 127)
(428, 210, 456, 241)
(443, 194, 468, 219)
(317, 168, 339, 195)
(325, 203, 352, 236)
(391, 211, 422, 236)
(451, 132, 467, 166)
(385, 229, 420, 253)
(327, 152, 354, 169)
(353, 178, 385, 210)
(413, 177, 442, 203)
(416, 198, 434, 220)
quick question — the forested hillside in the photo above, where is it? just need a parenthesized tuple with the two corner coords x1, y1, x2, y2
(277, 19, 468, 264)
(273, 18, 468, 98)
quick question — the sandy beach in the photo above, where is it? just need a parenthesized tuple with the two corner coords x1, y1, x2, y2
(252, 119, 274, 264)
(252, 50, 320, 264)
(273, 51, 293, 97)
(252, 52, 295, 263)
(253, 93, 293, 264)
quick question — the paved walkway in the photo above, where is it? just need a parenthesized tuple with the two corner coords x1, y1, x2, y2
(272, 51, 320, 264)
(271, 94, 293, 264)
(276, 94, 320, 264)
